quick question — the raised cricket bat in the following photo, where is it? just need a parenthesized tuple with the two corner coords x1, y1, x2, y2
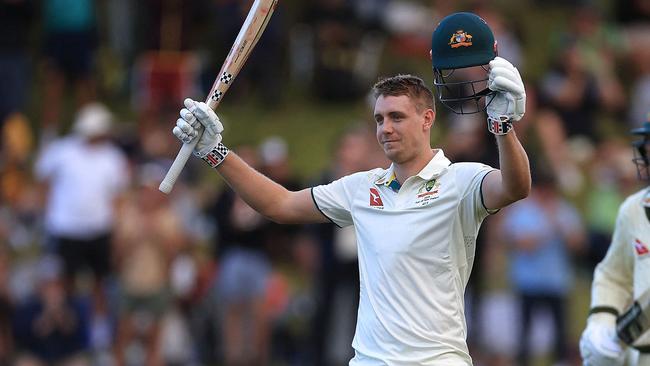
(159, 0, 279, 194)
(617, 288, 650, 345)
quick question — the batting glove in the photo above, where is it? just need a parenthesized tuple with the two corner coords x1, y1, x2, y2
(486, 57, 526, 135)
(173, 98, 224, 158)
(580, 314, 626, 366)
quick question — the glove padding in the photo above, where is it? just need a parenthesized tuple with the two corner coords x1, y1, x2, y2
(487, 57, 526, 123)
(172, 98, 224, 158)
(580, 314, 626, 366)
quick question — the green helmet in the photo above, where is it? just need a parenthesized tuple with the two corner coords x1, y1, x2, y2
(431, 12, 497, 114)
(631, 119, 650, 182)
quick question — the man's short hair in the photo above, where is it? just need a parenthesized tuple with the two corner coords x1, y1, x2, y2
(372, 74, 435, 113)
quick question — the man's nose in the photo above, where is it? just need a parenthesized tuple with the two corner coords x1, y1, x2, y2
(381, 119, 393, 133)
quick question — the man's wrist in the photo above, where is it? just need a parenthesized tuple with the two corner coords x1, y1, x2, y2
(201, 142, 230, 168)
(487, 115, 514, 135)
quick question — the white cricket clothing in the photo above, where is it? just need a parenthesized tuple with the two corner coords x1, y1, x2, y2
(590, 187, 650, 362)
(35, 136, 129, 238)
(312, 150, 496, 366)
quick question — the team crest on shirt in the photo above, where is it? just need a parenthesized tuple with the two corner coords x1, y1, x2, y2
(634, 238, 649, 257)
(369, 188, 384, 209)
(415, 179, 441, 206)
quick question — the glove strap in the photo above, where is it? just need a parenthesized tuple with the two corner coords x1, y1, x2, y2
(202, 142, 230, 169)
(487, 115, 514, 135)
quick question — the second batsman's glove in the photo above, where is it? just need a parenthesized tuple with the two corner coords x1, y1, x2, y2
(580, 313, 626, 366)
(173, 98, 229, 168)
(486, 57, 526, 135)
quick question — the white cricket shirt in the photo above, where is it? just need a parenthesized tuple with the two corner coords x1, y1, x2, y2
(591, 187, 650, 347)
(35, 136, 129, 238)
(312, 150, 495, 366)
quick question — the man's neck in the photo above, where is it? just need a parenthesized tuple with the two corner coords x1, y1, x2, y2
(393, 148, 436, 184)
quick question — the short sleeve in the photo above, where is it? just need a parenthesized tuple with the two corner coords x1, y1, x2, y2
(34, 141, 63, 181)
(312, 171, 368, 228)
(454, 163, 497, 225)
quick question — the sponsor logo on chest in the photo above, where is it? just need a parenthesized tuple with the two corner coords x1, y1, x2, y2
(369, 187, 384, 209)
(634, 238, 649, 258)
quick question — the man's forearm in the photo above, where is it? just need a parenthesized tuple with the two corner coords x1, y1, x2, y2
(495, 131, 531, 200)
(214, 152, 325, 224)
(215, 152, 292, 220)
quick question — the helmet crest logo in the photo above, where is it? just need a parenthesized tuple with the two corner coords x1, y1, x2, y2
(449, 30, 473, 48)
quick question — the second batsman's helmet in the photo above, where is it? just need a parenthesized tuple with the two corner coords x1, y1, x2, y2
(632, 118, 650, 182)
(431, 12, 497, 114)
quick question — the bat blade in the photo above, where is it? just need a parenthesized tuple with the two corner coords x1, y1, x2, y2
(617, 289, 650, 345)
(159, 0, 279, 194)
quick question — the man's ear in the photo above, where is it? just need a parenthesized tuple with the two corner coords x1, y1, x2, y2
(423, 108, 435, 130)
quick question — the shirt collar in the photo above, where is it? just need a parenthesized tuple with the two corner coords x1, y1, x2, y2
(374, 149, 451, 185)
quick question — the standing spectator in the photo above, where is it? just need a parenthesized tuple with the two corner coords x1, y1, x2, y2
(0, 0, 34, 129)
(11, 255, 91, 366)
(207, 146, 273, 366)
(40, 0, 99, 134)
(538, 7, 625, 142)
(299, 0, 367, 101)
(34, 102, 130, 350)
(502, 169, 586, 365)
(308, 125, 386, 366)
(112, 162, 187, 366)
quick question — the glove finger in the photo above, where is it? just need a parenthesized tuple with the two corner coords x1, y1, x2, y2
(489, 66, 519, 83)
(488, 67, 513, 88)
(179, 107, 196, 124)
(176, 118, 195, 134)
(192, 101, 222, 135)
(490, 75, 525, 96)
(173, 126, 193, 144)
(489, 56, 516, 72)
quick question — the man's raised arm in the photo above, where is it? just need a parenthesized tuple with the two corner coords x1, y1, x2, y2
(480, 57, 531, 210)
(172, 98, 329, 224)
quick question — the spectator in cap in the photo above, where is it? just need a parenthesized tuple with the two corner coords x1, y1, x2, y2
(34, 102, 130, 353)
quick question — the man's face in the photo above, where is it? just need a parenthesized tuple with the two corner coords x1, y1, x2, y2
(373, 94, 433, 163)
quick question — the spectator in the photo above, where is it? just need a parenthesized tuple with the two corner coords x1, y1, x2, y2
(207, 146, 273, 366)
(11, 255, 91, 366)
(502, 168, 586, 365)
(299, 0, 367, 101)
(34, 102, 130, 351)
(112, 162, 187, 366)
(40, 0, 99, 134)
(539, 8, 625, 142)
(308, 124, 386, 366)
(0, 0, 34, 129)
(0, 246, 12, 365)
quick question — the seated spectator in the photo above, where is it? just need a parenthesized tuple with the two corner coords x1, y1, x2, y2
(11, 255, 91, 366)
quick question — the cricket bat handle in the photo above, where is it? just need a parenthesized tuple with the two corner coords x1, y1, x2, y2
(159, 138, 198, 194)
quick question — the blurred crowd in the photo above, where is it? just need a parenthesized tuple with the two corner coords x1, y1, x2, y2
(0, 0, 649, 365)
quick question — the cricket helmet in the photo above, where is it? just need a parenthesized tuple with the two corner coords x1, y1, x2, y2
(631, 119, 650, 182)
(431, 12, 497, 114)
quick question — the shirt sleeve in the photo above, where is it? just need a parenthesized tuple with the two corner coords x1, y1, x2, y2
(311, 171, 368, 228)
(34, 141, 62, 181)
(455, 163, 498, 226)
(590, 198, 635, 314)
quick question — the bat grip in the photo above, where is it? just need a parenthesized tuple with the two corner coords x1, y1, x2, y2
(159, 139, 199, 194)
